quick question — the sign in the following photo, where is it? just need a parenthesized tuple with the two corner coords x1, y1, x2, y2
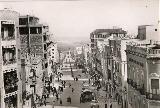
(2, 21, 15, 24)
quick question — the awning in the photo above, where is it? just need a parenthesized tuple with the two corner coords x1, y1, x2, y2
(3, 68, 17, 73)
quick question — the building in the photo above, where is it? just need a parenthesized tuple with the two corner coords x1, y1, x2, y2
(47, 42, 59, 81)
(125, 24, 160, 108)
(107, 37, 136, 108)
(90, 28, 127, 54)
(0, 9, 22, 108)
(137, 25, 159, 41)
(89, 28, 127, 90)
(19, 15, 51, 106)
(90, 28, 127, 76)
(62, 50, 75, 71)
(126, 40, 160, 108)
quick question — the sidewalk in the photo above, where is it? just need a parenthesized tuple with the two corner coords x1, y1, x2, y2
(23, 105, 53, 108)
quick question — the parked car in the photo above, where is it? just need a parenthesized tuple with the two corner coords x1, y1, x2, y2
(90, 100, 99, 108)
(80, 90, 94, 103)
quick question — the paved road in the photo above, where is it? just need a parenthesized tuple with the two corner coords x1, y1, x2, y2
(43, 68, 93, 108)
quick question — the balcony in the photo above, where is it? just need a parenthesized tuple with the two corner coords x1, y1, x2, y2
(4, 71, 18, 94)
(132, 82, 137, 89)
(127, 78, 133, 85)
(136, 85, 145, 95)
(146, 92, 160, 101)
(2, 47, 16, 65)
(2, 36, 15, 41)
(3, 58, 16, 65)
(1, 23, 15, 41)
(5, 85, 18, 94)
(147, 49, 160, 58)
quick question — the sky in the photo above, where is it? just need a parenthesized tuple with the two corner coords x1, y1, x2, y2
(0, 0, 159, 43)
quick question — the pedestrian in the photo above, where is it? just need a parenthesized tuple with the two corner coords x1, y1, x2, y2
(56, 94, 59, 100)
(58, 86, 61, 92)
(64, 81, 66, 86)
(61, 81, 63, 85)
(67, 96, 71, 104)
(58, 77, 60, 82)
(61, 87, 63, 92)
(69, 83, 71, 88)
(44, 100, 46, 106)
(76, 77, 78, 81)
(60, 99, 62, 105)
(80, 96, 82, 103)
(72, 88, 74, 92)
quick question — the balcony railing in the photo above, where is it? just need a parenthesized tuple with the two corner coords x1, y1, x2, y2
(146, 92, 160, 101)
(127, 78, 133, 85)
(3, 58, 16, 65)
(2, 36, 15, 41)
(136, 85, 146, 95)
(132, 82, 137, 89)
(127, 78, 138, 89)
(5, 85, 18, 94)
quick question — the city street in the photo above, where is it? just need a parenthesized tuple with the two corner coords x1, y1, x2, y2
(45, 68, 92, 108)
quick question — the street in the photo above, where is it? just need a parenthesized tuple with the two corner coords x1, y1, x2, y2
(45, 68, 92, 108)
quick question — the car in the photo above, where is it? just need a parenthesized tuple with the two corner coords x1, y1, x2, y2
(90, 100, 99, 108)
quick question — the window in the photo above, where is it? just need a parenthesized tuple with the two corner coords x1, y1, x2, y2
(91, 39, 94, 42)
(19, 18, 28, 25)
(44, 53, 47, 59)
(43, 35, 47, 41)
(30, 27, 42, 34)
(19, 27, 29, 35)
(44, 44, 47, 50)
(151, 79, 159, 89)
(48, 51, 51, 56)
(45, 63, 48, 68)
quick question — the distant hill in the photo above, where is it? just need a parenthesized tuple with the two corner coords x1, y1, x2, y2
(57, 40, 89, 52)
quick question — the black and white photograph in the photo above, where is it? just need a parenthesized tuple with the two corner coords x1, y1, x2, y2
(0, 0, 159, 108)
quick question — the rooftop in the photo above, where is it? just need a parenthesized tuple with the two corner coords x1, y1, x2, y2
(91, 28, 127, 35)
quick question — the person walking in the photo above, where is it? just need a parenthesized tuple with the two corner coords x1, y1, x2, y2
(69, 82, 71, 88)
(64, 81, 66, 88)
(56, 94, 59, 100)
(76, 77, 78, 81)
(67, 96, 71, 104)
(60, 99, 62, 105)
(72, 88, 74, 93)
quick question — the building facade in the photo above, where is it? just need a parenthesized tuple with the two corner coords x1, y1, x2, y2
(126, 40, 160, 108)
(47, 42, 59, 81)
(0, 9, 22, 108)
(62, 50, 75, 71)
(19, 15, 51, 107)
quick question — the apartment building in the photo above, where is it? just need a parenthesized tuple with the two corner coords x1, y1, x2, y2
(47, 42, 59, 82)
(126, 40, 160, 108)
(0, 9, 22, 108)
(19, 15, 51, 106)
(90, 28, 127, 54)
